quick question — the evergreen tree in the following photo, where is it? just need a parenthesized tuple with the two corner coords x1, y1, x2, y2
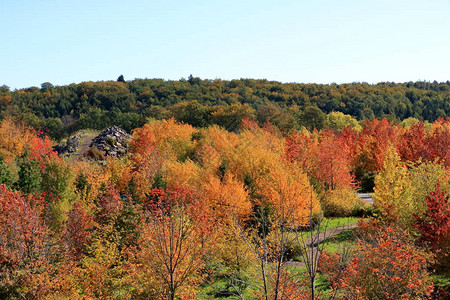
(117, 74, 125, 82)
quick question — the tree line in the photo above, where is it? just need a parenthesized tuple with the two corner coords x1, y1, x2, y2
(0, 77, 449, 139)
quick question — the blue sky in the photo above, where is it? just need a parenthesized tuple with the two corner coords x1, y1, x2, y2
(1, 0, 449, 89)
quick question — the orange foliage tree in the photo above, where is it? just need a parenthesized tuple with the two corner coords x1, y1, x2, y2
(136, 187, 212, 299)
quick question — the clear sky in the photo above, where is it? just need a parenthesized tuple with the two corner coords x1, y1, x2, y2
(1, 0, 449, 89)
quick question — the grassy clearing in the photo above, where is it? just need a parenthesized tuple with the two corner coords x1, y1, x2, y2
(321, 228, 357, 254)
(292, 216, 359, 245)
(58, 129, 100, 144)
(199, 217, 360, 299)
(58, 129, 101, 160)
(321, 217, 359, 230)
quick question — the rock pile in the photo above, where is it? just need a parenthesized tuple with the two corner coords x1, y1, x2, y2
(53, 134, 81, 155)
(90, 126, 132, 157)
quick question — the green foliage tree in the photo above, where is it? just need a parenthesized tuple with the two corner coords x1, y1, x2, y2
(2, 78, 450, 138)
(0, 155, 15, 187)
(298, 106, 326, 130)
(15, 152, 41, 194)
(169, 100, 210, 127)
(41, 158, 73, 229)
(210, 103, 256, 132)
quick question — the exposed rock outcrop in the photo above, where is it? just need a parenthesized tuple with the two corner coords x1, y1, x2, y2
(53, 134, 81, 155)
(89, 126, 132, 157)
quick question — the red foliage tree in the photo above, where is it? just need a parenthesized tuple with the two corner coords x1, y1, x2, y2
(285, 130, 316, 168)
(414, 182, 450, 269)
(28, 130, 58, 167)
(240, 116, 259, 131)
(320, 224, 434, 299)
(397, 122, 427, 163)
(356, 119, 400, 172)
(64, 202, 94, 260)
(426, 120, 450, 168)
(130, 124, 154, 157)
(314, 129, 355, 189)
(0, 184, 52, 298)
(96, 183, 123, 223)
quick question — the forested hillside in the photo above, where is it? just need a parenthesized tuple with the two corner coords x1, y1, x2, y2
(1, 78, 449, 139)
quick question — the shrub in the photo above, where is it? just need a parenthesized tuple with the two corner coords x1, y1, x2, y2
(320, 223, 434, 299)
(85, 146, 105, 160)
(322, 188, 369, 217)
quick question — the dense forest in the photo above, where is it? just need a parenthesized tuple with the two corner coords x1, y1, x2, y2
(0, 115, 449, 299)
(0, 77, 449, 139)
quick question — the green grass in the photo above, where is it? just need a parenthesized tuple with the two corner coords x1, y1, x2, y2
(198, 217, 361, 299)
(288, 217, 359, 261)
(58, 129, 100, 144)
(292, 216, 359, 245)
(321, 217, 359, 230)
(321, 228, 357, 253)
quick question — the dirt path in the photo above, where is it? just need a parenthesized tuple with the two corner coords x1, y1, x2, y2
(306, 223, 358, 248)
(69, 135, 96, 162)
(285, 223, 358, 268)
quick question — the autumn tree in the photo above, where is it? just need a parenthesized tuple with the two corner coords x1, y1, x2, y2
(414, 182, 450, 269)
(325, 111, 361, 131)
(0, 119, 34, 158)
(64, 201, 94, 261)
(314, 129, 356, 190)
(0, 185, 52, 299)
(372, 145, 412, 225)
(354, 119, 401, 188)
(200, 173, 252, 225)
(426, 119, 450, 168)
(72, 223, 134, 299)
(137, 187, 212, 299)
(397, 122, 427, 163)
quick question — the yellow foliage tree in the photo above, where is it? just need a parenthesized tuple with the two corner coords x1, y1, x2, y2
(164, 159, 201, 189)
(0, 119, 34, 158)
(72, 224, 133, 299)
(373, 146, 412, 224)
(259, 167, 320, 226)
(224, 127, 284, 182)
